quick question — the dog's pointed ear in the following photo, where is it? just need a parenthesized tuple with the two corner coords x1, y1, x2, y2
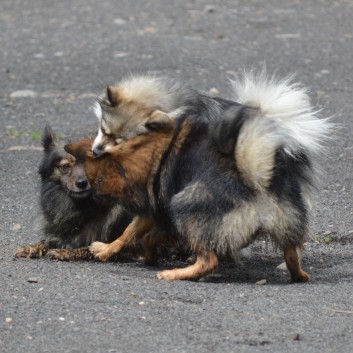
(42, 125, 56, 152)
(106, 86, 120, 107)
(145, 110, 172, 131)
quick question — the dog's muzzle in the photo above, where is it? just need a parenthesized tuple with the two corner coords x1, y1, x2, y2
(92, 146, 104, 157)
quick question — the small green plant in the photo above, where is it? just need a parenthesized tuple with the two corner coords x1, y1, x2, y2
(313, 235, 333, 244)
(7, 129, 23, 138)
(31, 131, 42, 141)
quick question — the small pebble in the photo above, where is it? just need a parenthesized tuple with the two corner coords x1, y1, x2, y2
(10, 90, 37, 98)
(276, 262, 288, 271)
(6, 317, 13, 324)
(214, 33, 224, 40)
(114, 52, 129, 58)
(255, 279, 267, 285)
(204, 5, 216, 13)
(12, 224, 22, 231)
(113, 18, 127, 25)
(209, 87, 219, 96)
(290, 333, 300, 341)
(27, 277, 39, 283)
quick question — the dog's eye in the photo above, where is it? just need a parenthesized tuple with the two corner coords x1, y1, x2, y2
(101, 126, 112, 138)
(60, 163, 71, 172)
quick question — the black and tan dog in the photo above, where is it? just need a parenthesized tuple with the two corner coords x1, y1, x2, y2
(67, 71, 331, 281)
(15, 126, 132, 261)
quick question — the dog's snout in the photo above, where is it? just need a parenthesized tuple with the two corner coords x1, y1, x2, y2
(76, 178, 88, 190)
(93, 146, 104, 157)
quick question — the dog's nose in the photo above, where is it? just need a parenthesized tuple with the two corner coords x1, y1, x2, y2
(92, 146, 104, 157)
(76, 178, 88, 190)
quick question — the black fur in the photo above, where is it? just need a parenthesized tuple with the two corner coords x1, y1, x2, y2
(145, 105, 309, 255)
(209, 104, 251, 155)
(150, 112, 255, 250)
(38, 126, 131, 249)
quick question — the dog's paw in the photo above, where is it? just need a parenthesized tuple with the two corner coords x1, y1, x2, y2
(14, 246, 32, 258)
(89, 242, 113, 261)
(297, 271, 311, 282)
(14, 242, 48, 258)
(291, 270, 311, 283)
(156, 270, 178, 280)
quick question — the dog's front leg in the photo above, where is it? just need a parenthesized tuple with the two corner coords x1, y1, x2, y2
(89, 216, 155, 261)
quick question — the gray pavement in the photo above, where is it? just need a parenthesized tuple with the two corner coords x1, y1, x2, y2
(1, 1, 352, 352)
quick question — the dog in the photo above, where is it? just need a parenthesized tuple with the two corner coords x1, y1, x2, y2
(15, 126, 132, 261)
(66, 70, 331, 281)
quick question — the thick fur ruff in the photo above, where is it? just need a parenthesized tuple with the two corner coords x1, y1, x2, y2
(67, 71, 331, 281)
(15, 126, 132, 260)
(91, 74, 233, 156)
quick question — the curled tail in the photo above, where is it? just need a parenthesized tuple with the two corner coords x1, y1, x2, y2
(211, 70, 332, 197)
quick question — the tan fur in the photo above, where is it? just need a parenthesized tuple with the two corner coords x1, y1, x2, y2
(15, 240, 49, 258)
(67, 130, 175, 262)
(69, 128, 174, 200)
(69, 71, 323, 282)
(216, 196, 306, 255)
(90, 216, 155, 261)
(15, 241, 95, 261)
(92, 75, 193, 155)
(284, 244, 310, 282)
(235, 117, 279, 191)
(69, 122, 312, 281)
(49, 150, 91, 195)
(157, 249, 218, 280)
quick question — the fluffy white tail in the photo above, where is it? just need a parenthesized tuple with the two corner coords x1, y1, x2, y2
(228, 70, 332, 192)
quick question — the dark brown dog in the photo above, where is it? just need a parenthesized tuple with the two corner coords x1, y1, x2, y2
(65, 128, 176, 266)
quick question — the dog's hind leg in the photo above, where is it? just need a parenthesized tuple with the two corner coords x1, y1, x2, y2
(15, 240, 49, 258)
(143, 228, 176, 266)
(284, 244, 311, 282)
(156, 248, 218, 281)
(144, 232, 160, 266)
(47, 247, 94, 261)
(90, 216, 155, 261)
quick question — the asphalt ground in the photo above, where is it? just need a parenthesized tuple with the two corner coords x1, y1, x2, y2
(1, 1, 352, 352)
